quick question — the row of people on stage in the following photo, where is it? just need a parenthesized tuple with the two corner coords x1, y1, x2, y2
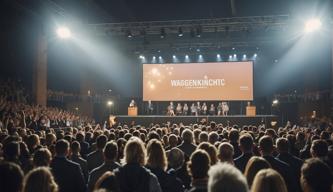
(167, 101, 229, 116)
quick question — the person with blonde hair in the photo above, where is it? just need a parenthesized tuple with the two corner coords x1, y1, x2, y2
(217, 142, 234, 164)
(114, 137, 162, 192)
(23, 167, 58, 192)
(146, 139, 184, 192)
(244, 156, 271, 188)
(251, 168, 287, 192)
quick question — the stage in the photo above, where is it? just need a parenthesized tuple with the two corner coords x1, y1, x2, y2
(115, 115, 278, 127)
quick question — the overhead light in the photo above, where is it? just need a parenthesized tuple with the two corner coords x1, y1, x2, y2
(160, 28, 166, 38)
(178, 27, 183, 37)
(196, 26, 202, 37)
(56, 26, 71, 39)
(304, 18, 322, 33)
(127, 30, 133, 38)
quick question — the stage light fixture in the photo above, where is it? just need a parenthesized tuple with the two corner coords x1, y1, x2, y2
(217, 54, 221, 57)
(254, 53, 257, 57)
(160, 28, 166, 38)
(173, 55, 176, 58)
(127, 30, 133, 38)
(233, 54, 237, 57)
(107, 101, 113, 106)
(158, 56, 162, 59)
(185, 55, 189, 58)
(304, 18, 322, 33)
(196, 26, 202, 37)
(229, 55, 232, 59)
(272, 99, 279, 105)
(56, 26, 71, 39)
(199, 54, 202, 58)
(178, 27, 183, 37)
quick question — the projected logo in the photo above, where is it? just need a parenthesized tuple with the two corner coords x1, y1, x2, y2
(170, 75, 226, 89)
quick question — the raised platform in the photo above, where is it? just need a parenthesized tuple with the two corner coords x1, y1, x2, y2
(115, 115, 277, 127)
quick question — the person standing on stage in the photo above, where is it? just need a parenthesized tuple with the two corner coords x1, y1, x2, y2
(129, 99, 136, 107)
(202, 102, 208, 115)
(217, 102, 222, 116)
(176, 103, 182, 116)
(167, 101, 175, 116)
(183, 103, 189, 115)
(209, 104, 216, 115)
(191, 103, 197, 116)
(146, 100, 154, 115)
(196, 101, 201, 115)
(222, 102, 229, 116)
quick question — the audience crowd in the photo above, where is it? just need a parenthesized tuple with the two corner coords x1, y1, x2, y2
(0, 81, 333, 192)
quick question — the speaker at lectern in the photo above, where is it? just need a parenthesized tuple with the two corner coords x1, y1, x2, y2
(128, 107, 138, 116)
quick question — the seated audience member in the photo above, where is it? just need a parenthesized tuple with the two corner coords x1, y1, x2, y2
(87, 135, 108, 172)
(259, 136, 295, 192)
(244, 156, 271, 188)
(33, 147, 52, 167)
(0, 161, 24, 192)
(165, 134, 178, 151)
(167, 148, 191, 189)
(234, 134, 254, 173)
(88, 141, 121, 192)
(207, 163, 248, 192)
(50, 139, 86, 192)
(76, 132, 90, 158)
(177, 129, 197, 158)
(146, 139, 184, 192)
(199, 132, 209, 143)
(228, 129, 241, 158)
(70, 141, 88, 182)
(310, 139, 333, 170)
(208, 132, 219, 145)
(93, 171, 120, 192)
(276, 138, 303, 191)
(251, 168, 288, 192)
(187, 150, 211, 192)
(300, 158, 333, 192)
(217, 142, 234, 164)
(114, 137, 162, 192)
(3, 141, 21, 166)
(197, 142, 218, 165)
(23, 167, 58, 192)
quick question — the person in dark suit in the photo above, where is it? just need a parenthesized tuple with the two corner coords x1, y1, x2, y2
(234, 134, 254, 173)
(76, 132, 90, 159)
(259, 136, 296, 192)
(50, 139, 86, 192)
(177, 129, 197, 159)
(276, 138, 303, 192)
(70, 141, 88, 182)
(87, 135, 107, 172)
(87, 141, 121, 192)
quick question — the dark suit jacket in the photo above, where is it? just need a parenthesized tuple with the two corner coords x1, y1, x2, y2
(177, 142, 196, 159)
(79, 141, 90, 159)
(50, 156, 86, 192)
(70, 155, 88, 183)
(87, 161, 121, 192)
(263, 155, 296, 192)
(234, 152, 253, 173)
(86, 150, 104, 172)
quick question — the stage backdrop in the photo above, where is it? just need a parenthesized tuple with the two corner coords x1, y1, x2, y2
(143, 62, 253, 101)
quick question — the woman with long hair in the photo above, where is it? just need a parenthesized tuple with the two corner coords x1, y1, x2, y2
(251, 168, 287, 192)
(23, 167, 58, 192)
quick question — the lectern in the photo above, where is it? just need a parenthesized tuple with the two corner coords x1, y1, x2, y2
(128, 107, 138, 116)
(246, 106, 256, 116)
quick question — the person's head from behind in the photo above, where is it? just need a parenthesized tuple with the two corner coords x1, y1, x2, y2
(188, 149, 210, 180)
(146, 139, 167, 171)
(55, 139, 69, 157)
(208, 132, 219, 145)
(251, 168, 287, 192)
(244, 156, 271, 187)
(167, 147, 184, 170)
(70, 141, 81, 155)
(239, 134, 253, 153)
(3, 141, 20, 162)
(23, 167, 58, 192)
(182, 129, 194, 144)
(259, 136, 274, 156)
(94, 171, 120, 192)
(310, 139, 328, 158)
(104, 141, 118, 162)
(0, 162, 24, 192)
(96, 135, 108, 150)
(168, 134, 178, 148)
(276, 137, 289, 154)
(197, 142, 218, 165)
(123, 137, 146, 166)
(228, 129, 239, 143)
(33, 148, 52, 167)
(199, 132, 209, 143)
(301, 158, 333, 192)
(208, 163, 248, 192)
(217, 142, 234, 163)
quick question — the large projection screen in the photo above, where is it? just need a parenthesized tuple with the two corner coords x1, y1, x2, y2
(143, 61, 253, 101)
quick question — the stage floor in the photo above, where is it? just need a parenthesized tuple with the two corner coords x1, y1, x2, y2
(115, 115, 277, 127)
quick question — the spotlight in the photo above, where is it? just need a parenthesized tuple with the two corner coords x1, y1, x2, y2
(160, 28, 166, 38)
(196, 48, 200, 52)
(199, 54, 202, 58)
(196, 26, 202, 37)
(217, 54, 221, 57)
(233, 54, 237, 57)
(127, 30, 133, 38)
(232, 47, 235, 50)
(107, 101, 113, 106)
(178, 27, 183, 37)
(304, 18, 322, 33)
(153, 56, 156, 59)
(229, 55, 232, 59)
(173, 55, 176, 58)
(56, 26, 71, 39)
(254, 53, 257, 57)
(243, 54, 246, 58)
(272, 99, 279, 106)
(185, 55, 189, 58)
